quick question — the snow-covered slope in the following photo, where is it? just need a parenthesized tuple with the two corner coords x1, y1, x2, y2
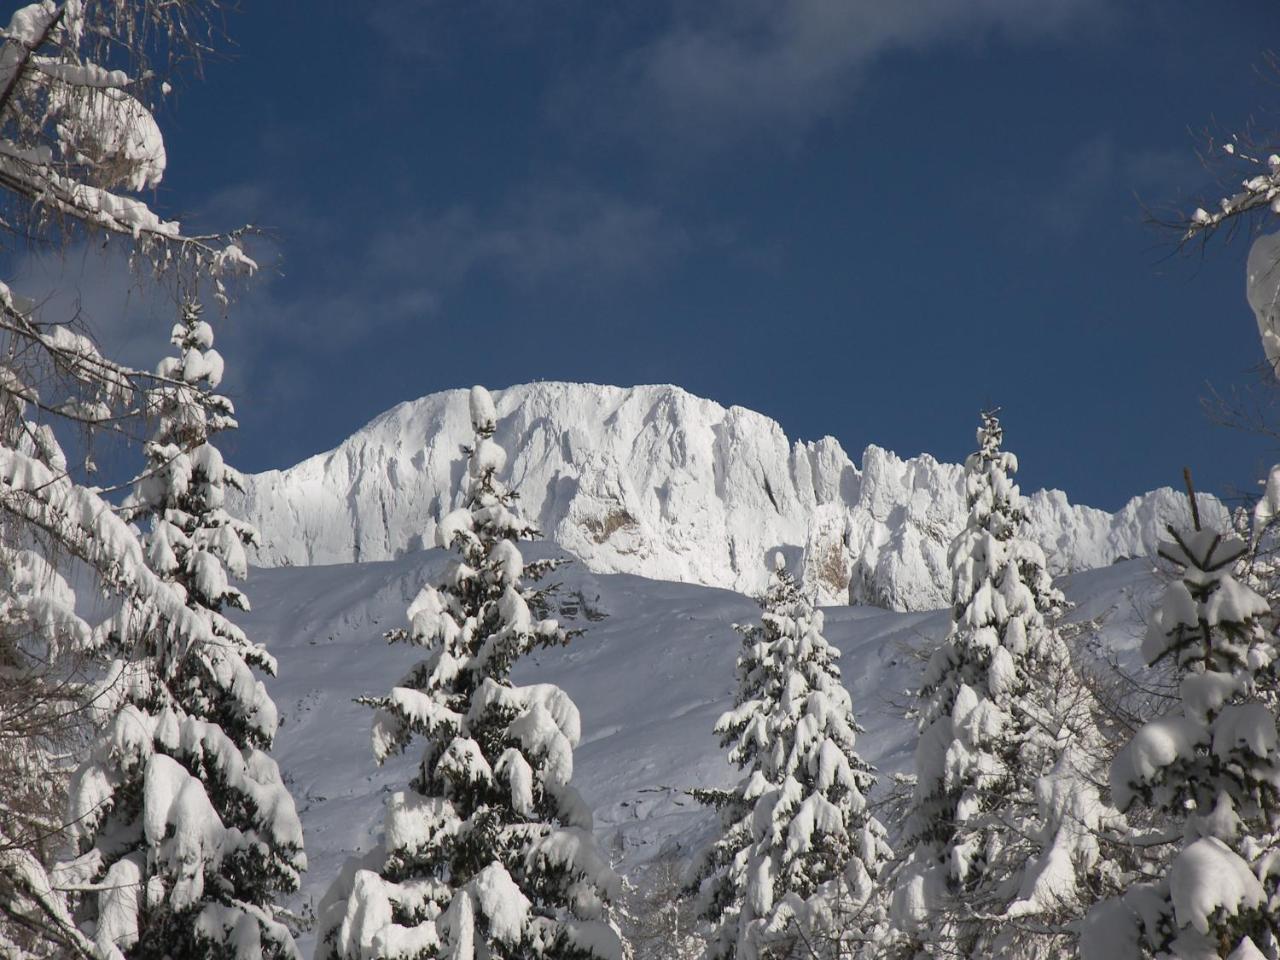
(235, 382, 1218, 610)
(237, 547, 1159, 954)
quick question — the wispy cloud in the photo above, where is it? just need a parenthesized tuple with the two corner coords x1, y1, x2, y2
(5, 182, 692, 412)
(1028, 136, 1205, 239)
(234, 185, 691, 354)
(366, 0, 574, 65)
(367, 188, 691, 291)
(553, 0, 1108, 159)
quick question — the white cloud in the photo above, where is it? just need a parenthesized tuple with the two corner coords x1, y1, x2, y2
(369, 188, 690, 290)
(559, 0, 1107, 156)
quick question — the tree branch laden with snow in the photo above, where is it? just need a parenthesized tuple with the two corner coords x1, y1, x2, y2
(1083, 523, 1280, 960)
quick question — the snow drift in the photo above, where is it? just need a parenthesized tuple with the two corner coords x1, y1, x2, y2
(234, 382, 1219, 610)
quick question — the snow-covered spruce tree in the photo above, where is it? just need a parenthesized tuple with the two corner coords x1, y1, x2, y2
(58, 300, 305, 959)
(0, 2, 259, 955)
(316, 385, 623, 960)
(890, 411, 1114, 958)
(686, 554, 892, 960)
(1081, 517, 1280, 960)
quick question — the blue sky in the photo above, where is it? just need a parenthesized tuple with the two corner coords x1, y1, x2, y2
(22, 1, 1280, 511)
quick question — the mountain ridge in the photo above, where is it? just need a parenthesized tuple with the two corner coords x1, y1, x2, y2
(233, 381, 1219, 609)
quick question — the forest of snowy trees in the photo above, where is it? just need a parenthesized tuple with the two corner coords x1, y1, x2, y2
(5, 2, 1280, 960)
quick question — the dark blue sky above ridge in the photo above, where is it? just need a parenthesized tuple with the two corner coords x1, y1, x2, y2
(19, 1, 1280, 512)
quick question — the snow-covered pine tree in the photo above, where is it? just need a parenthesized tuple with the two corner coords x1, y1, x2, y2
(891, 411, 1113, 958)
(1081, 516, 1280, 960)
(61, 300, 304, 960)
(687, 553, 892, 960)
(316, 385, 623, 960)
(685, 556, 803, 959)
(0, 2, 260, 954)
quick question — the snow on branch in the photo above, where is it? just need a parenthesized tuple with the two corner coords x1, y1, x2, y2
(1183, 149, 1280, 242)
(0, 444, 268, 675)
(0, 2, 258, 286)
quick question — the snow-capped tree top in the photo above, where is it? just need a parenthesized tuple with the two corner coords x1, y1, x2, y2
(156, 300, 225, 389)
(1159, 526, 1248, 575)
(942, 413, 1064, 630)
(962, 410, 1021, 537)
(470, 384, 497, 434)
(970, 409, 1018, 477)
(974, 409, 1003, 458)
(756, 560, 804, 621)
(1143, 525, 1272, 673)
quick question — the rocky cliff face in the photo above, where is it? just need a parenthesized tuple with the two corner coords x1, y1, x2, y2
(801, 445, 1218, 610)
(235, 382, 1218, 609)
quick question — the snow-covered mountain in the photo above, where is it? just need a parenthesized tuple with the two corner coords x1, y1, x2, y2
(235, 382, 1219, 610)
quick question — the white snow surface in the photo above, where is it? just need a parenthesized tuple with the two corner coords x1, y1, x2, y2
(234, 383, 1220, 611)
(1169, 838, 1265, 936)
(1248, 230, 1280, 376)
(231, 544, 1159, 955)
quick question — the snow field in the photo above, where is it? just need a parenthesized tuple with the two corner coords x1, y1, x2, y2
(234, 544, 1157, 954)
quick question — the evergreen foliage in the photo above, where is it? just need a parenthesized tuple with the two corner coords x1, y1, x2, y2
(1083, 521, 1280, 960)
(688, 554, 891, 960)
(317, 386, 623, 960)
(63, 302, 304, 960)
(892, 411, 1113, 958)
